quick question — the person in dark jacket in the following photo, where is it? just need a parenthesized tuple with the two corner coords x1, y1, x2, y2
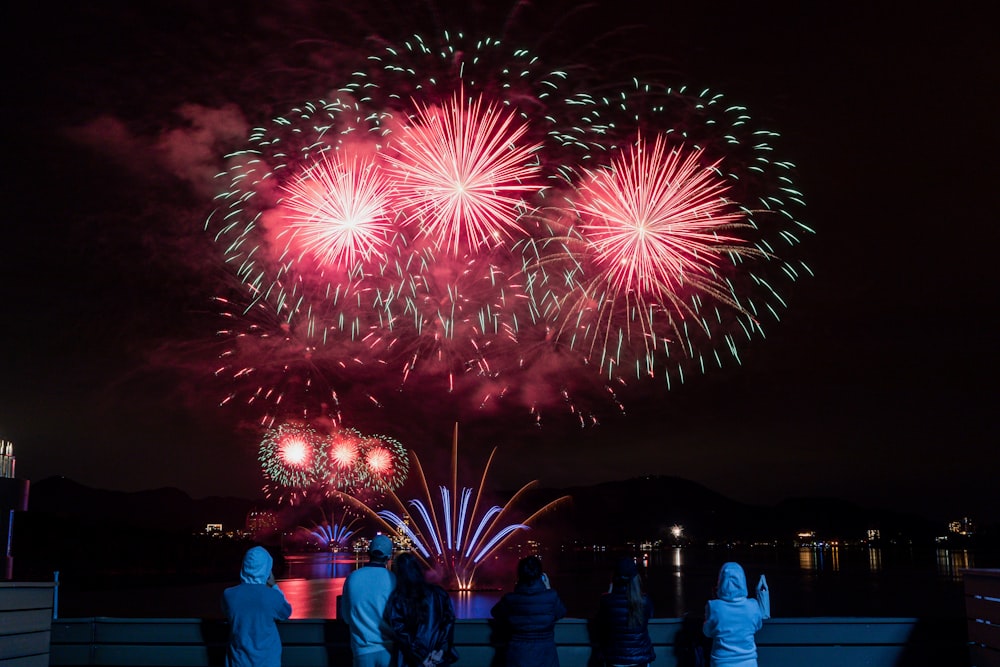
(595, 557, 655, 667)
(384, 553, 458, 667)
(491, 555, 567, 667)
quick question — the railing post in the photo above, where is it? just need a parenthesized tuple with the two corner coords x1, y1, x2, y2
(963, 568, 1000, 667)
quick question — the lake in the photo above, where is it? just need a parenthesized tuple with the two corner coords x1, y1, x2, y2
(54, 545, 989, 620)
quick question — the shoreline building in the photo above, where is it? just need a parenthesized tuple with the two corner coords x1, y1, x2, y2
(1, 439, 30, 579)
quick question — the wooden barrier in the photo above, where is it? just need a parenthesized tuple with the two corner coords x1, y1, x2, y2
(965, 568, 1000, 667)
(0, 582, 55, 667)
(48, 614, 967, 667)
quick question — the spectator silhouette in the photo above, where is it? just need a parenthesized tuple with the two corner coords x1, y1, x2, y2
(702, 562, 770, 667)
(342, 534, 397, 667)
(491, 555, 567, 667)
(384, 552, 458, 667)
(594, 557, 655, 667)
(221, 546, 292, 667)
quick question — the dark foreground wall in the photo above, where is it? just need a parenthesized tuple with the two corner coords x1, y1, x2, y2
(0, 582, 54, 667)
(46, 615, 967, 667)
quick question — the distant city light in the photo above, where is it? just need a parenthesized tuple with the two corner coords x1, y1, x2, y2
(948, 517, 975, 536)
(1, 439, 15, 479)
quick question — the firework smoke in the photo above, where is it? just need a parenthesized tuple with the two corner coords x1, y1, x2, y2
(207, 30, 811, 429)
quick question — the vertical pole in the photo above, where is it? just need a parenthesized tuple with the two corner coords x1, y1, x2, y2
(3, 509, 12, 580)
(4, 510, 12, 556)
(53, 570, 60, 619)
(451, 423, 458, 548)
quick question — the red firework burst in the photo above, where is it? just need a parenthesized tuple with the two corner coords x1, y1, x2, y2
(328, 432, 361, 471)
(364, 444, 393, 475)
(574, 133, 746, 302)
(356, 434, 409, 493)
(383, 91, 544, 255)
(281, 152, 396, 267)
(279, 434, 312, 467)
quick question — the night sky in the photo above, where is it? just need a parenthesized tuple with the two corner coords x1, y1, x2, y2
(3, 1, 996, 524)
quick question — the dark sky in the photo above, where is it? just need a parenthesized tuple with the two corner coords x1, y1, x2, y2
(3, 1, 997, 524)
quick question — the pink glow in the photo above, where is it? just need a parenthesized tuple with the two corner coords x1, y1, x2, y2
(279, 577, 345, 620)
(280, 437, 310, 467)
(574, 134, 744, 300)
(383, 92, 543, 255)
(329, 436, 359, 470)
(365, 445, 393, 475)
(282, 153, 395, 268)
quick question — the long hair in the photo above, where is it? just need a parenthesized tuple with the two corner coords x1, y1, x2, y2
(624, 574, 645, 628)
(391, 552, 431, 627)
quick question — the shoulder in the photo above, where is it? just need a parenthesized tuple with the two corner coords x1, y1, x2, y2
(224, 583, 249, 597)
(430, 585, 453, 607)
(347, 566, 392, 584)
(543, 588, 563, 601)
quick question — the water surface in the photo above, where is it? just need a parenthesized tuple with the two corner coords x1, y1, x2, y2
(55, 545, 985, 620)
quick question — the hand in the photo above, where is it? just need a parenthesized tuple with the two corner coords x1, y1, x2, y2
(422, 649, 444, 667)
(267, 573, 276, 588)
(756, 574, 767, 594)
(541, 573, 550, 589)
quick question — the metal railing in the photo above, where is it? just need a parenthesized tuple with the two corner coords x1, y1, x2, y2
(964, 568, 1000, 667)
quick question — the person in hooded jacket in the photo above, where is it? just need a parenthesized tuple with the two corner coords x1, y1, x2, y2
(702, 562, 770, 667)
(595, 557, 655, 667)
(222, 546, 293, 667)
(490, 555, 567, 667)
(384, 553, 459, 667)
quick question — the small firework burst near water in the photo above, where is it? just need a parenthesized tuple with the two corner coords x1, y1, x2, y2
(297, 506, 361, 550)
(259, 421, 408, 498)
(355, 434, 409, 494)
(259, 422, 326, 489)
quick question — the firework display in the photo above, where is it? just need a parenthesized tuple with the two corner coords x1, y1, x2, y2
(297, 507, 361, 550)
(337, 425, 569, 590)
(209, 31, 811, 426)
(355, 433, 410, 493)
(258, 422, 326, 489)
(259, 421, 408, 496)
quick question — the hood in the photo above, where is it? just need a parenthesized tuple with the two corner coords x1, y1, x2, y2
(240, 546, 273, 585)
(716, 562, 748, 602)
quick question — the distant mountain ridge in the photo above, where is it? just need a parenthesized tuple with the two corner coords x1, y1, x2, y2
(25, 474, 939, 543)
(27, 476, 261, 532)
(520, 475, 941, 543)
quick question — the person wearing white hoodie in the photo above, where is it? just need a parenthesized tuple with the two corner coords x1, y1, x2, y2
(702, 562, 770, 667)
(222, 546, 293, 667)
